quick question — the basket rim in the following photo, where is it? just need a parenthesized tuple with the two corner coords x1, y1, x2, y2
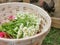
(52, 17, 60, 20)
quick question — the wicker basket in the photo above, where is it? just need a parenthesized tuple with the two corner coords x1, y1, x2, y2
(52, 17, 60, 28)
(0, 2, 51, 45)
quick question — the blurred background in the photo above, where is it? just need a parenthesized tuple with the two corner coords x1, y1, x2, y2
(0, 0, 60, 45)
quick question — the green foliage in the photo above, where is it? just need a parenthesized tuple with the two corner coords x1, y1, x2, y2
(42, 27, 60, 45)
